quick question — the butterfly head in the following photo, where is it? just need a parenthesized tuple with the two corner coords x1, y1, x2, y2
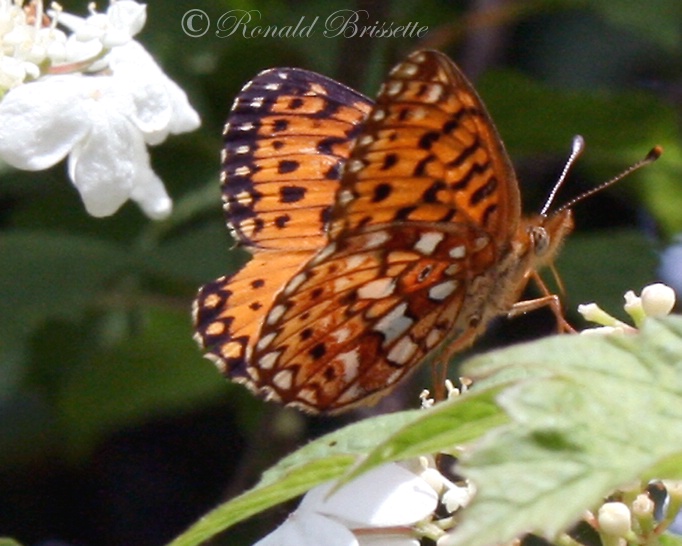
(527, 209, 574, 268)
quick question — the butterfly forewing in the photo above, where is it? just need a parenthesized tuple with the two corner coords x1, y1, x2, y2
(222, 67, 372, 250)
(329, 50, 520, 243)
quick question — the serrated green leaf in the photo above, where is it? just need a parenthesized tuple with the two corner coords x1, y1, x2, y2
(444, 316, 682, 546)
(168, 410, 422, 546)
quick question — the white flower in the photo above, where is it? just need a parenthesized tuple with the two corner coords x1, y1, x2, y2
(598, 502, 632, 537)
(255, 463, 439, 546)
(0, 0, 201, 218)
(640, 283, 676, 317)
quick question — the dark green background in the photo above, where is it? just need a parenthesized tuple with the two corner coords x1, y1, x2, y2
(1, 1, 680, 545)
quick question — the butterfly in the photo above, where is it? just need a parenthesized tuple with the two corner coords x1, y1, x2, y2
(193, 49, 576, 415)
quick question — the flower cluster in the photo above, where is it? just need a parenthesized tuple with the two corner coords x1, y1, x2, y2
(578, 283, 676, 335)
(0, 0, 200, 218)
(586, 481, 682, 546)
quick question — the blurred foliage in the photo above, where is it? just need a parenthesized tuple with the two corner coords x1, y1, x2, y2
(1, 0, 681, 545)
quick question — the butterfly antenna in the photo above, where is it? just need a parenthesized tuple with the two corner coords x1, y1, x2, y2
(540, 135, 586, 216)
(553, 144, 663, 214)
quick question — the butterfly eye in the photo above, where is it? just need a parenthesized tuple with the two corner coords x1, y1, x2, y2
(530, 226, 550, 256)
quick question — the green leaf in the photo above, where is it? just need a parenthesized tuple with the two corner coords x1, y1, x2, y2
(167, 410, 423, 546)
(445, 316, 682, 546)
(344, 388, 507, 484)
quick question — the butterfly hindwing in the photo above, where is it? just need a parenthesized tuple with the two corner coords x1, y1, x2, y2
(250, 222, 497, 413)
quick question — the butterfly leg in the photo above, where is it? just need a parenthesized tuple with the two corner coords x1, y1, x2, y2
(508, 271, 575, 333)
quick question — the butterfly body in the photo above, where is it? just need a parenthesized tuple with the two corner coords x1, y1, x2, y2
(194, 50, 573, 414)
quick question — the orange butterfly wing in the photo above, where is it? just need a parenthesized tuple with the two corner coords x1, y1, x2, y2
(249, 51, 526, 413)
(329, 49, 521, 241)
(194, 68, 372, 377)
(222, 67, 372, 250)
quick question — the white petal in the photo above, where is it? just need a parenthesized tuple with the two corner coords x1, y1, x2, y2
(107, 41, 200, 140)
(130, 168, 173, 220)
(254, 512, 357, 546)
(307, 464, 438, 528)
(63, 34, 104, 64)
(68, 108, 137, 217)
(107, 0, 146, 38)
(0, 77, 88, 170)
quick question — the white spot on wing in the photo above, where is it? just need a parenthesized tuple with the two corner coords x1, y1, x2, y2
(449, 245, 466, 259)
(273, 369, 293, 390)
(338, 190, 354, 207)
(428, 280, 459, 301)
(310, 242, 337, 266)
(425, 330, 441, 349)
(284, 272, 308, 295)
(332, 328, 352, 344)
(373, 302, 413, 345)
(256, 331, 277, 351)
(258, 349, 280, 369)
(414, 232, 445, 255)
(387, 336, 419, 365)
(266, 304, 287, 325)
(357, 278, 396, 300)
(371, 108, 386, 122)
(392, 62, 418, 78)
(346, 159, 366, 173)
(337, 348, 360, 381)
(357, 135, 375, 147)
(385, 81, 403, 96)
(422, 84, 443, 103)
(363, 230, 390, 250)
